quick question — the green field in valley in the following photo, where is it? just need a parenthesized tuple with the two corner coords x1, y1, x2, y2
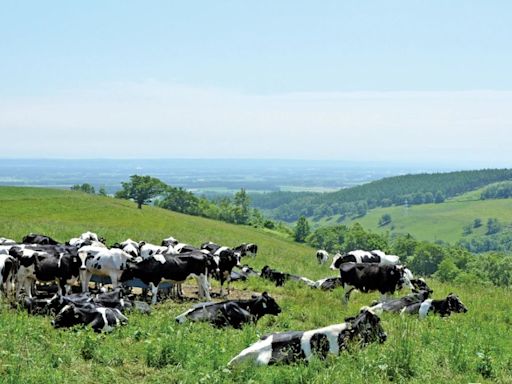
(319, 193, 512, 244)
(1, 187, 511, 383)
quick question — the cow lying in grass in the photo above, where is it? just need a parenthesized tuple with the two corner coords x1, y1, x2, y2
(403, 293, 468, 318)
(228, 308, 386, 366)
(51, 302, 128, 333)
(175, 292, 281, 329)
(369, 290, 432, 315)
(260, 265, 316, 288)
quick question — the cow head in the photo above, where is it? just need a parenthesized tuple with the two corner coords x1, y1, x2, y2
(161, 236, 178, 247)
(346, 307, 387, 346)
(251, 292, 281, 318)
(51, 304, 83, 328)
(119, 260, 139, 282)
(446, 293, 468, 314)
(77, 250, 92, 271)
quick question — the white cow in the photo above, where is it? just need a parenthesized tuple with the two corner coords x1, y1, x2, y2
(77, 246, 135, 292)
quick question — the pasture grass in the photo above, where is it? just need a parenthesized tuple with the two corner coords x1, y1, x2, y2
(1, 187, 511, 383)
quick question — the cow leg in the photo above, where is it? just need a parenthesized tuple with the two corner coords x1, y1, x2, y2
(342, 284, 355, 305)
(81, 271, 92, 293)
(196, 275, 211, 300)
(111, 274, 119, 290)
(150, 283, 159, 305)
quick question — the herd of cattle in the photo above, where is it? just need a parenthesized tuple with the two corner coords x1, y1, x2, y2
(0, 232, 467, 366)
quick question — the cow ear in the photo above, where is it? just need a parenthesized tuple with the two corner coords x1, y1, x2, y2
(262, 291, 268, 297)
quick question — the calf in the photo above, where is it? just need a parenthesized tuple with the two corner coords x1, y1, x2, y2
(52, 303, 128, 332)
(175, 292, 281, 328)
(77, 246, 135, 292)
(330, 250, 400, 269)
(316, 250, 329, 265)
(337, 262, 413, 304)
(402, 293, 468, 318)
(228, 308, 386, 366)
(120, 252, 218, 304)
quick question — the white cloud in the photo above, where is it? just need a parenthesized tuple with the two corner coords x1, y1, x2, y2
(0, 82, 511, 165)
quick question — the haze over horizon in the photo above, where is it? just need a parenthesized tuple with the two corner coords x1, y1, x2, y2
(1, 2, 511, 167)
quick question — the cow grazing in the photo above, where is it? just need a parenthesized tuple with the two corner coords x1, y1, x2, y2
(77, 246, 135, 292)
(0, 254, 17, 297)
(120, 252, 218, 304)
(52, 303, 128, 332)
(228, 308, 386, 366)
(316, 250, 329, 265)
(22, 233, 59, 245)
(337, 262, 414, 304)
(330, 250, 400, 269)
(402, 293, 468, 318)
(369, 290, 432, 315)
(175, 292, 281, 328)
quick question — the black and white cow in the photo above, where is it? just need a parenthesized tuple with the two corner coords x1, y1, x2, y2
(111, 238, 140, 257)
(228, 308, 386, 366)
(22, 233, 60, 245)
(233, 243, 258, 258)
(10, 247, 80, 298)
(0, 254, 17, 297)
(138, 241, 167, 259)
(215, 248, 243, 296)
(402, 293, 468, 318)
(120, 252, 218, 304)
(260, 265, 316, 288)
(175, 292, 281, 328)
(369, 289, 432, 315)
(316, 250, 329, 265)
(410, 278, 433, 294)
(314, 276, 344, 291)
(161, 236, 179, 247)
(77, 246, 135, 292)
(230, 265, 260, 282)
(337, 262, 414, 304)
(330, 250, 401, 269)
(200, 241, 222, 254)
(51, 302, 128, 332)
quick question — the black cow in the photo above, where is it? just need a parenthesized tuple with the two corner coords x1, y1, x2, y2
(402, 293, 468, 318)
(120, 252, 218, 304)
(52, 302, 128, 332)
(228, 308, 386, 365)
(175, 292, 281, 328)
(22, 233, 59, 245)
(337, 262, 414, 304)
(369, 290, 432, 314)
(260, 265, 316, 288)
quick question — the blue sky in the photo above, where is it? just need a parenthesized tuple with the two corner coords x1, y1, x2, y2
(1, 1, 511, 165)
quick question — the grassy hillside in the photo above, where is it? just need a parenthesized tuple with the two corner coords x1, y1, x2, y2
(1, 187, 511, 383)
(325, 192, 512, 244)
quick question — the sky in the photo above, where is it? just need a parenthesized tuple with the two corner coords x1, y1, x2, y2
(1, 1, 511, 166)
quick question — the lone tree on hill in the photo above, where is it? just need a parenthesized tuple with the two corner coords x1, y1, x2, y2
(294, 216, 310, 243)
(115, 175, 166, 209)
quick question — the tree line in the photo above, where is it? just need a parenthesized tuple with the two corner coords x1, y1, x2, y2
(250, 168, 512, 222)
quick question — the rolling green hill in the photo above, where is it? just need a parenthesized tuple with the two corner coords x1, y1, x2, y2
(1, 187, 511, 383)
(321, 191, 512, 245)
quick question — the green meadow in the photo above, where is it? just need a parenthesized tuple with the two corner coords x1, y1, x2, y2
(1, 187, 511, 383)
(320, 193, 512, 244)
